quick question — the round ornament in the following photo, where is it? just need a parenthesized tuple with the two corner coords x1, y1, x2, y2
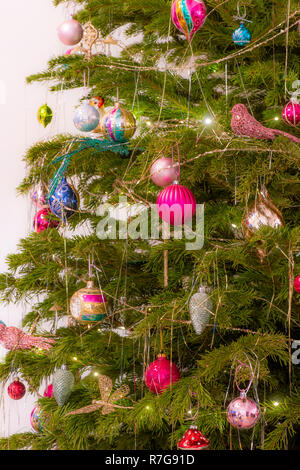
(70, 280, 108, 324)
(171, 0, 206, 42)
(189, 285, 212, 335)
(294, 275, 300, 294)
(57, 19, 83, 46)
(53, 366, 74, 406)
(31, 185, 46, 208)
(43, 384, 53, 398)
(177, 425, 210, 450)
(73, 100, 100, 132)
(145, 354, 180, 394)
(48, 177, 79, 222)
(243, 186, 283, 236)
(156, 182, 196, 226)
(30, 406, 49, 432)
(150, 157, 179, 187)
(101, 103, 136, 142)
(33, 208, 59, 233)
(282, 101, 300, 126)
(37, 104, 53, 128)
(227, 392, 260, 430)
(232, 23, 251, 47)
(7, 378, 26, 400)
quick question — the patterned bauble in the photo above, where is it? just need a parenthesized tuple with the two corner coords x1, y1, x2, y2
(43, 384, 53, 398)
(150, 157, 179, 187)
(189, 285, 212, 335)
(37, 104, 53, 128)
(30, 406, 41, 432)
(73, 100, 100, 132)
(156, 181, 196, 226)
(31, 185, 46, 208)
(57, 19, 83, 46)
(227, 392, 260, 429)
(232, 23, 251, 47)
(171, 0, 206, 42)
(177, 425, 210, 450)
(282, 101, 300, 126)
(243, 186, 283, 236)
(70, 280, 108, 324)
(101, 103, 136, 142)
(7, 378, 26, 400)
(294, 275, 300, 294)
(53, 367, 74, 406)
(48, 177, 79, 222)
(145, 354, 180, 394)
(33, 208, 59, 233)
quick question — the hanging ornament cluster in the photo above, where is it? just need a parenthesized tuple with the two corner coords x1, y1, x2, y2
(53, 366, 74, 406)
(177, 425, 210, 450)
(145, 354, 180, 394)
(150, 157, 179, 187)
(100, 103, 136, 143)
(189, 285, 212, 335)
(57, 18, 83, 46)
(282, 80, 300, 126)
(7, 378, 26, 400)
(70, 280, 108, 325)
(33, 207, 59, 233)
(37, 104, 53, 128)
(73, 100, 100, 133)
(294, 275, 300, 294)
(0, 323, 54, 351)
(48, 176, 79, 222)
(156, 182, 196, 226)
(171, 0, 206, 42)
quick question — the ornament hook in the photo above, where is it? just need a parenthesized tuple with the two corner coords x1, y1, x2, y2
(234, 2, 252, 23)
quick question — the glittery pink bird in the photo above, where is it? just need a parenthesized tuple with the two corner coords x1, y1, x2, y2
(0, 323, 54, 351)
(230, 103, 300, 143)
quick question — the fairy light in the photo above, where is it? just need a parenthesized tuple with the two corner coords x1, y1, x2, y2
(145, 405, 150, 410)
(273, 401, 280, 407)
(73, 356, 78, 361)
(274, 116, 279, 121)
(204, 117, 213, 125)
(94, 372, 99, 377)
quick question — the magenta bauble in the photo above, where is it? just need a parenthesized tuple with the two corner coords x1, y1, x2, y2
(282, 102, 300, 126)
(57, 19, 83, 46)
(145, 354, 180, 394)
(227, 394, 260, 429)
(33, 208, 59, 233)
(7, 378, 26, 400)
(43, 384, 53, 398)
(294, 275, 300, 294)
(156, 182, 196, 226)
(150, 157, 179, 187)
(171, 0, 206, 42)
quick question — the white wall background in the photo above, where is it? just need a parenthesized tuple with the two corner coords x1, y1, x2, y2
(0, 0, 84, 438)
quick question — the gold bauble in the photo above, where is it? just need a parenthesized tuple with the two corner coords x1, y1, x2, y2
(70, 281, 108, 325)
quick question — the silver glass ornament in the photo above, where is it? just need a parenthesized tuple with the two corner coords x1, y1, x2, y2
(73, 100, 100, 132)
(189, 286, 213, 335)
(53, 366, 74, 406)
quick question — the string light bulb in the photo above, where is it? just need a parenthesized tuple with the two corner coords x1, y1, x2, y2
(73, 356, 78, 361)
(273, 401, 280, 407)
(204, 117, 213, 125)
(274, 116, 279, 121)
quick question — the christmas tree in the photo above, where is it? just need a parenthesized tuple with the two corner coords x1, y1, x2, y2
(0, 0, 299, 451)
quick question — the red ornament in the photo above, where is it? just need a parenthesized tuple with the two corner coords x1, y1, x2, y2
(43, 384, 53, 398)
(294, 275, 300, 294)
(156, 182, 196, 226)
(7, 378, 26, 400)
(33, 208, 59, 233)
(177, 425, 210, 450)
(144, 354, 180, 394)
(282, 101, 300, 126)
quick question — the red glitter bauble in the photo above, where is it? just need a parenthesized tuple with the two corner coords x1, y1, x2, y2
(282, 102, 300, 126)
(177, 425, 210, 450)
(7, 378, 26, 400)
(144, 354, 180, 394)
(294, 275, 300, 294)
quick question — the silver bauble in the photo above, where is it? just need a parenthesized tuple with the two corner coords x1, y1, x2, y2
(189, 286, 213, 335)
(53, 366, 74, 406)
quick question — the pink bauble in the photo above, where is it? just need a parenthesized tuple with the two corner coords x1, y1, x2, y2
(156, 182, 196, 226)
(171, 0, 206, 42)
(57, 19, 83, 46)
(43, 384, 53, 398)
(150, 157, 179, 187)
(282, 102, 300, 126)
(31, 185, 46, 208)
(227, 394, 260, 429)
(33, 208, 59, 233)
(145, 354, 180, 394)
(294, 275, 300, 294)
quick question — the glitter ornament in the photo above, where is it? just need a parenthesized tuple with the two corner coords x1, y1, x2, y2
(101, 103, 136, 142)
(53, 366, 74, 406)
(243, 186, 283, 236)
(156, 182, 196, 226)
(232, 23, 251, 46)
(33, 208, 59, 233)
(177, 425, 210, 450)
(48, 177, 79, 222)
(145, 354, 180, 394)
(282, 101, 300, 126)
(227, 392, 260, 430)
(0, 323, 54, 351)
(70, 280, 108, 324)
(7, 378, 26, 400)
(294, 275, 300, 294)
(189, 285, 212, 335)
(171, 0, 206, 42)
(150, 157, 179, 187)
(73, 100, 100, 132)
(37, 104, 53, 128)
(57, 19, 83, 46)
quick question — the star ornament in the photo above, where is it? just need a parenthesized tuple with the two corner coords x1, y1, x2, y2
(66, 374, 132, 416)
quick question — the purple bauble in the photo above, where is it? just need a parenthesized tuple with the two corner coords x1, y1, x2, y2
(171, 0, 206, 42)
(227, 394, 260, 429)
(145, 354, 180, 394)
(294, 275, 300, 294)
(150, 157, 179, 187)
(282, 101, 300, 126)
(58, 19, 83, 46)
(156, 182, 197, 226)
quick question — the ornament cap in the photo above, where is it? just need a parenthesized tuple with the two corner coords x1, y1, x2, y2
(86, 280, 94, 289)
(197, 285, 211, 294)
(157, 353, 166, 358)
(172, 180, 179, 185)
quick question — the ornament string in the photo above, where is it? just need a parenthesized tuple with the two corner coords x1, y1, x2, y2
(284, 0, 291, 99)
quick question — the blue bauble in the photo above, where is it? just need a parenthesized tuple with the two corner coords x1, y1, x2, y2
(232, 23, 251, 47)
(73, 100, 100, 132)
(48, 177, 79, 222)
